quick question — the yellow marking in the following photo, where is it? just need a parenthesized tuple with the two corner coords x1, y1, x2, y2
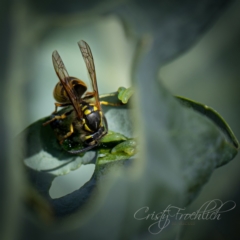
(59, 124, 74, 144)
(81, 118, 85, 124)
(84, 124, 93, 132)
(100, 101, 123, 106)
(89, 103, 95, 106)
(93, 106, 98, 111)
(82, 105, 88, 111)
(84, 109, 91, 115)
(84, 135, 92, 140)
(99, 111, 103, 127)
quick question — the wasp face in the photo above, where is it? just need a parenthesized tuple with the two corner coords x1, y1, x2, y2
(81, 102, 103, 133)
(79, 102, 107, 147)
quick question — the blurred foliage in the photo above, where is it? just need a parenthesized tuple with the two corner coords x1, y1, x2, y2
(19, 88, 238, 239)
(2, 0, 239, 240)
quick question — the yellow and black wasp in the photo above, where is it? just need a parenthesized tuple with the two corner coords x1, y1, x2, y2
(43, 40, 120, 154)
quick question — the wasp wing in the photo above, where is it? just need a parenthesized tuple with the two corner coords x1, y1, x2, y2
(78, 40, 101, 110)
(52, 50, 83, 119)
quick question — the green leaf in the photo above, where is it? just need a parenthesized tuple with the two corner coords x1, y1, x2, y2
(17, 96, 134, 212)
(111, 139, 137, 154)
(19, 87, 239, 217)
(176, 96, 239, 150)
(100, 130, 128, 142)
(117, 87, 134, 104)
(17, 118, 97, 176)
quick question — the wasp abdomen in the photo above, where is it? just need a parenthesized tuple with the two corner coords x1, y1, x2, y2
(53, 82, 69, 103)
(53, 77, 88, 103)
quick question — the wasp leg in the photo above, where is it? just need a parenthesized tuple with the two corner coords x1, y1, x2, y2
(53, 102, 72, 114)
(42, 110, 72, 126)
(100, 101, 123, 107)
(59, 124, 74, 144)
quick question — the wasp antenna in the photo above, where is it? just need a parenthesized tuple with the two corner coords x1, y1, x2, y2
(67, 143, 98, 154)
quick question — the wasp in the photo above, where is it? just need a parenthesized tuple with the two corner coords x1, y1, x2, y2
(43, 40, 120, 154)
